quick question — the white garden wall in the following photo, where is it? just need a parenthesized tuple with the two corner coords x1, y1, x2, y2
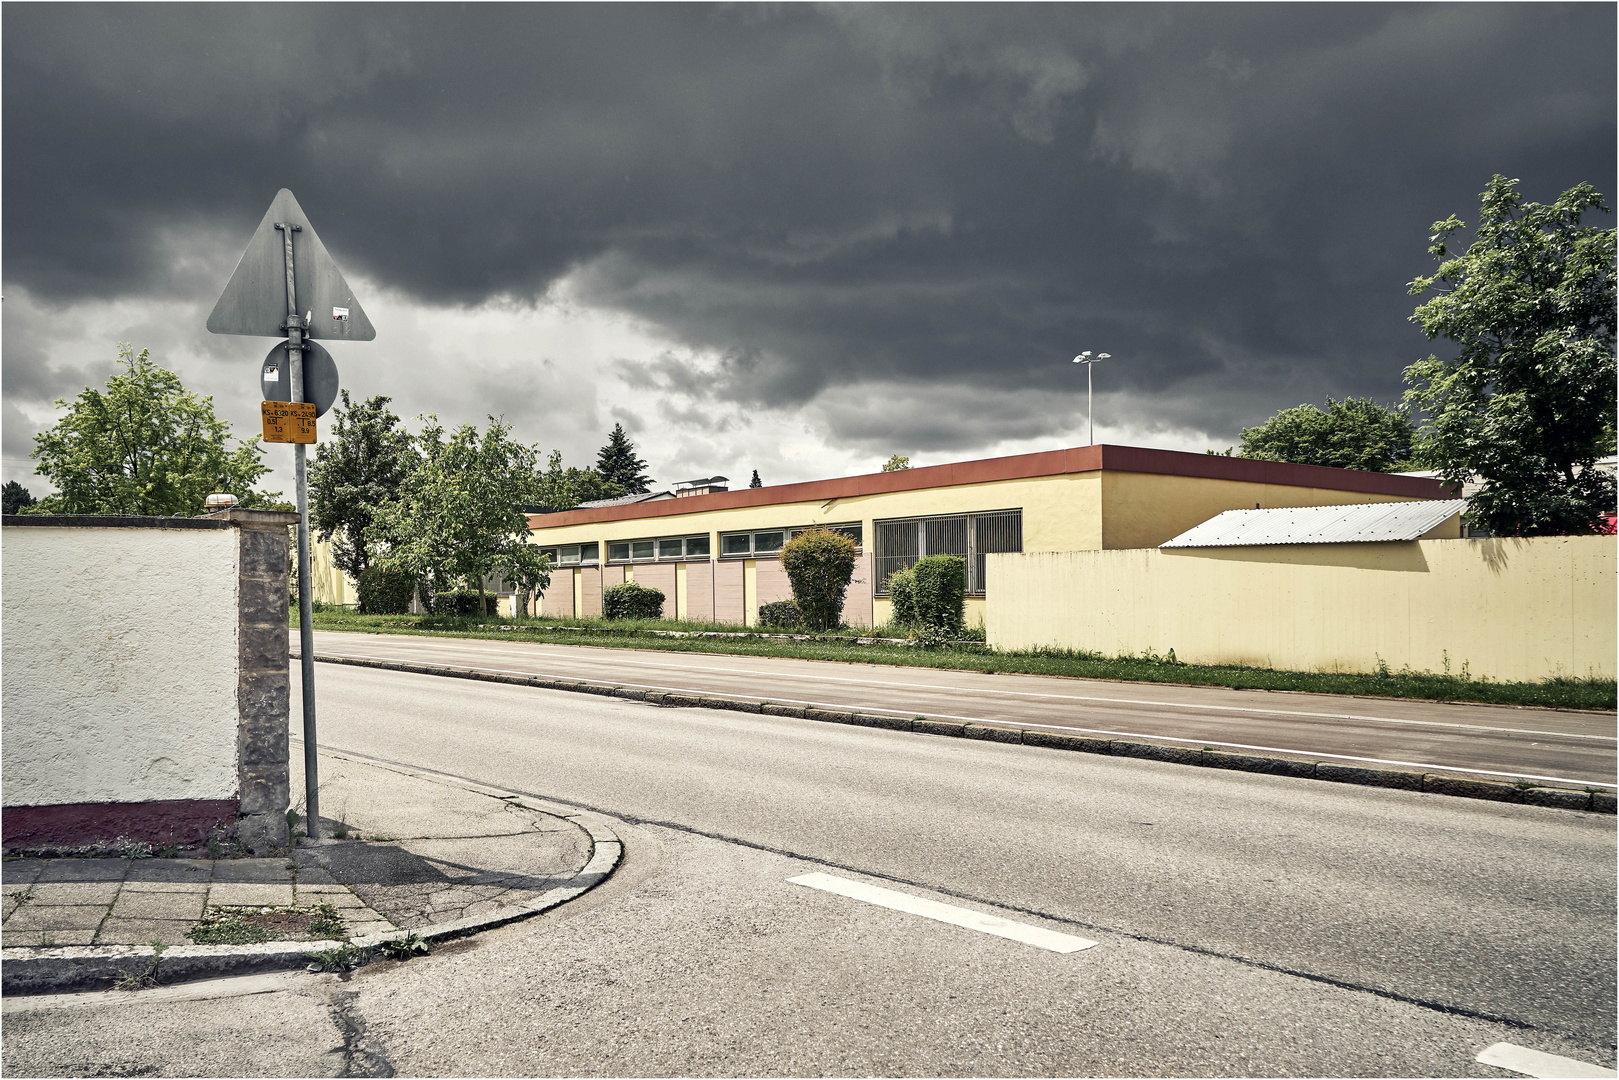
(3, 526, 240, 806)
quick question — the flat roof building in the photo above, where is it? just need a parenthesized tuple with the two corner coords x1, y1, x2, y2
(526, 444, 1454, 629)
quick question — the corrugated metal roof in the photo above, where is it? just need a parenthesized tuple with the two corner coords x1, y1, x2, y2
(573, 491, 674, 509)
(1160, 500, 1468, 548)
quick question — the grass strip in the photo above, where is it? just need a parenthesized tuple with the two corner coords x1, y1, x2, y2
(297, 611, 1615, 712)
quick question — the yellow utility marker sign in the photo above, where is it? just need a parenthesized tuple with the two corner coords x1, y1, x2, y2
(261, 400, 316, 444)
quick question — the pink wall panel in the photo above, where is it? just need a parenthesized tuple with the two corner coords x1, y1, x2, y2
(580, 566, 603, 618)
(715, 560, 745, 625)
(755, 559, 793, 606)
(841, 551, 874, 628)
(685, 560, 714, 622)
(602, 565, 625, 589)
(633, 562, 677, 620)
(540, 569, 573, 617)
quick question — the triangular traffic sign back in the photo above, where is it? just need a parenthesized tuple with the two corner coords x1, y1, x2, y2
(207, 189, 376, 341)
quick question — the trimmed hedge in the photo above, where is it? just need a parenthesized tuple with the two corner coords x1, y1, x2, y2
(885, 566, 918, 626)
(431, 589, 488, 617)
(912, 555, 966, 634)
(356, 565, 416, 615)
(780, 527, 856, 630)
(603, 581, 666, 620)
(757, 599, 802, 628)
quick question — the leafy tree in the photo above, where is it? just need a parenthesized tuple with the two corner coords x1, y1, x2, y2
(3, 481, 36, 515)
(29, 344, 277, 515)
(367, 416, 551, 616)
(882, 454, 911, 472)
(749, 469, 762, 489)
(780, 527, 857, 630)
(1238, 398, 1417, 473)
(1405, 176, 1616, 535)
(309, 392, 415, 589)
(595, 423, 652, 494)
(537, 450, 625, 511)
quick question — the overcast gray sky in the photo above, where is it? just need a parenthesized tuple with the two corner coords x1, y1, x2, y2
(4, 3, 1614, 498)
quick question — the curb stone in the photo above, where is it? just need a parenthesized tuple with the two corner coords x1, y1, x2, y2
(0, 761, 623, 996)
(305, 652, 1617, 815)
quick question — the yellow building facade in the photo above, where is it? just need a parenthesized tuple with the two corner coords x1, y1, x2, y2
(527, 444, 1453, 628)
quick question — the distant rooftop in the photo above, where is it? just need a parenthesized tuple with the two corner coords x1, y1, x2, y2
(573, 491, 675, 510)
(1161, 499, 1468, 548)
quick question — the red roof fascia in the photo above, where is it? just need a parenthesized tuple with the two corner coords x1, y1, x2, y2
(528, 445, 1453, 529)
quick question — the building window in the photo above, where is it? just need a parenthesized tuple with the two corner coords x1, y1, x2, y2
(874, 509, 1021, 595)
(656, 535, 711, 560)
(538, 543, 599, 566)
(719, 523, 862, 558)
(607, 535, 712, 562)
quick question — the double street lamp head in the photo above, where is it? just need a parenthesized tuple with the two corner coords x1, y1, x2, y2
(1072, 351, 1113, 446)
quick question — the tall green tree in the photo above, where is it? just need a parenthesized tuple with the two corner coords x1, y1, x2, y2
(367, 415, 551, 615)
(29, 344, 278, 515)
(536, 450, 625, 511)
(1238, 398, 1417, 473)
(1405, 176, 1616, 535)
(2, 482, 36, 515)
(309, 391, 416, 584)
(595, 423, 652, 494)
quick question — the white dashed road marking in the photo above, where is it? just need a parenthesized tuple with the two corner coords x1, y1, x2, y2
(788, 872, 1097, 954)
(1475, 1042, 1618, 1078)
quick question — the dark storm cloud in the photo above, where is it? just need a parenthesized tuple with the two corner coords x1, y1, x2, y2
(4, 3, 1614, 448)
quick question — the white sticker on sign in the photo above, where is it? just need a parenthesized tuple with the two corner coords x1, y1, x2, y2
(264, 365, 279, 382)
(332, 307, 349, 321)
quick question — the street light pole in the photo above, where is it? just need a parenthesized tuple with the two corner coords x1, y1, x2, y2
(1072, 351, 1112, 445)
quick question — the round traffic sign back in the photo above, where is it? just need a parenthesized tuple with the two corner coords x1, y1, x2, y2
(262, 340, 340, 417)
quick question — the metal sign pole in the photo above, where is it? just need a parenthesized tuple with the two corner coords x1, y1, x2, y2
(276, 221, 321, 842)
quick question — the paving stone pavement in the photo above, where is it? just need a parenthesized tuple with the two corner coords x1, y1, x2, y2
(3, 747, 596, 957)
(1, 857, 394, 947)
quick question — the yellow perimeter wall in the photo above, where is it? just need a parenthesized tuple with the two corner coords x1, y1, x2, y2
(986, 536, 1616, 683)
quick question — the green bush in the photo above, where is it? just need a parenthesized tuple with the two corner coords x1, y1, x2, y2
(431, 589, 488, 617)
(911, 555, 966, 634)
(885, 566, 918, 626)
(603, 581, 665, 620)
(780, 527, 857, 630)
(356, 565, 416, 615)
(757, 599, 802, 628)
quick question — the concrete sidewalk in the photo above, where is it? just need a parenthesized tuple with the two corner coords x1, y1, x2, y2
(1, 748, 622, 994)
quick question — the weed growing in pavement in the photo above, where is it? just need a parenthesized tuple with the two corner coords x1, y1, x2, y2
(306, 903, 347, 941)
(306, 944, 369, 972)
(189, 903, 348, 945)
(8, 890, 32, 905)
(377, 933, 431, 961)
(115, 941, 168, 990)
(188, 910, 275, 946)
(121, 840, 154, 860)
(206, 830, 250, 860)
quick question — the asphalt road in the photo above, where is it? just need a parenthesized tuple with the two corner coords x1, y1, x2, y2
(6, 664, 1613, 1077)
(305, 629, 1618, 788)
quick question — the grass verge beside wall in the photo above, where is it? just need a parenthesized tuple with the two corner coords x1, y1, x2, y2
(297, 611, 1616, 712)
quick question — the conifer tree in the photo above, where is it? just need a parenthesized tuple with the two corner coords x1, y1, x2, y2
(595, 423, 652, 494)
